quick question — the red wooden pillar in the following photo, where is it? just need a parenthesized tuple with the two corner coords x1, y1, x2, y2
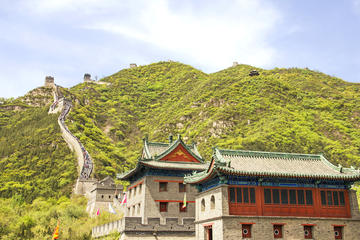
(344, 189, 351, 218)
(313, 188, 321, 217)
(256, 186, 264, 216)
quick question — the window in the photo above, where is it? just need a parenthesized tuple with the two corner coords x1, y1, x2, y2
(236, 188, 242, 203)
(339, 192, 345, 206)
(134, 186, 136, 196)
(281, 189, 288, 204)
(179, 183, 186, 192)
(179, 202, 187, 212)
(297, 190, 305, 205)
(243, 188, 249, 203)
(137, 204, 141, 215)
(160, 202, 168, 212)
(250, 188, 256, 203)
(305, 190, 313, 205)
(289, 190, 297, 204)
(273, 189, 280, 204)
(230, 188, 236, 203)
(334, 226, 343, 239)
(321, 190, 345, 207)
(159, 182, 167, 192)
(327, 191, 333, 205)
(333, 191, 339, 206)
(210, 195, 215, 209)
(321, 191, 326, 205)
(265, 188, 313, 205)
(304, 226, 313, 239)
(229, 187, 256, 204)
(242, 224, 252, 238)
(201, 199, 205, 211)
(273, 225, 283, 239)
(138, 184, 142, 194)
(264, 189, 271, 204)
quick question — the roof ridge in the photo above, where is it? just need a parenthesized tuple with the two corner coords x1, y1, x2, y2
(147, 141, 170, 146)
(217, 148, 322, 160)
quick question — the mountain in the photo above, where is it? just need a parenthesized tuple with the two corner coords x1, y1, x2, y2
(0, 61, 359, 239)
(64, 61, 360, 179)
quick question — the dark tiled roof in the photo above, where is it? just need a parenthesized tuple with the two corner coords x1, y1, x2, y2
(185, 148, 360, 183)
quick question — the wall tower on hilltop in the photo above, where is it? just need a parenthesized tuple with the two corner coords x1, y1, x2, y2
(84, 73, 92, 82)
(44, 76, 54, 87)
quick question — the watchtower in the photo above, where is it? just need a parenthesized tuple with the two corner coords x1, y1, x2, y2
(129, 63, 137, 68)
(87, 177, 123, 216)
(232, 61, 239, 67)
(44, 76, 54, 87)
(84, 73, 92, 82)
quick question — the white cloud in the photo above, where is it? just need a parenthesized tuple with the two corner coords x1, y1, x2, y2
(19, 0, 281, 72)
(0, 0, 282, 97)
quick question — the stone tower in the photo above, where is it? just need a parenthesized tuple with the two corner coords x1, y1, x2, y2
(44, 76, 54, 87)
(129, 63, 137, 68)
(232, 61, 239, 67)
(84, 73, 92, 82)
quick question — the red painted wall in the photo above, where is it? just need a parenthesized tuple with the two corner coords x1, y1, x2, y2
(228, 186, 351, 218)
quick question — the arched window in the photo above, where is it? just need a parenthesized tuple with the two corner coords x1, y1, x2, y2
(210, 195, 215, 209)
(201, 199, 205, 211)
(137, 203, 141, 215)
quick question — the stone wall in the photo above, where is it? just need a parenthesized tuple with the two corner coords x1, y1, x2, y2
(92, 217, 195, 238)
(349, 189, 360, 219)
(196, 185, 228, 222)
(125, 176, 198, 224)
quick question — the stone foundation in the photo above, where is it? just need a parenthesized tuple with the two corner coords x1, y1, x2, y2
(92, 217, 195, 239)
(196, 216, 360, 240)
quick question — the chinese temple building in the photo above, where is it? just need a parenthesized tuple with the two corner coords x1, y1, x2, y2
(184, 148, 360, 240)
(99, 135, 208, 239)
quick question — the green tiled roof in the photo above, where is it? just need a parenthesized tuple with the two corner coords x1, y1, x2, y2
(184, 148, 360, 184)
(118, 135, 206, 180)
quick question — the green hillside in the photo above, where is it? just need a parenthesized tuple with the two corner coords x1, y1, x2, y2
(0, 61, 359, 239)
(65, 61, 360, 179)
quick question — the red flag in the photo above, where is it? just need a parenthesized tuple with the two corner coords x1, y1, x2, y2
(52, 221, 59, 239)
(121, 193, 127, 206)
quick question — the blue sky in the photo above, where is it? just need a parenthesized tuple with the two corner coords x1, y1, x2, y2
(0, 0, 359, 98)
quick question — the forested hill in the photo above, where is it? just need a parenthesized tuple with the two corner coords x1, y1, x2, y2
(64, 61, 360, 179)
(1, 61, 360, 192)
(0, 61, 360, 238)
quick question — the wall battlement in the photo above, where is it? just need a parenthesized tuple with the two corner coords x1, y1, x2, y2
(92, 217, 195, 238)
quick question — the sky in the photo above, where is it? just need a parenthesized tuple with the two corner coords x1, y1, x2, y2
(0, 0, 360, 98)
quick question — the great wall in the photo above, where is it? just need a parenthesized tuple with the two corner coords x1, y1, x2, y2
(47, 76, 97, 196)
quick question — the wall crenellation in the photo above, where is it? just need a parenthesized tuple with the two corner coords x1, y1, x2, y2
(92, 217, 195, 238)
